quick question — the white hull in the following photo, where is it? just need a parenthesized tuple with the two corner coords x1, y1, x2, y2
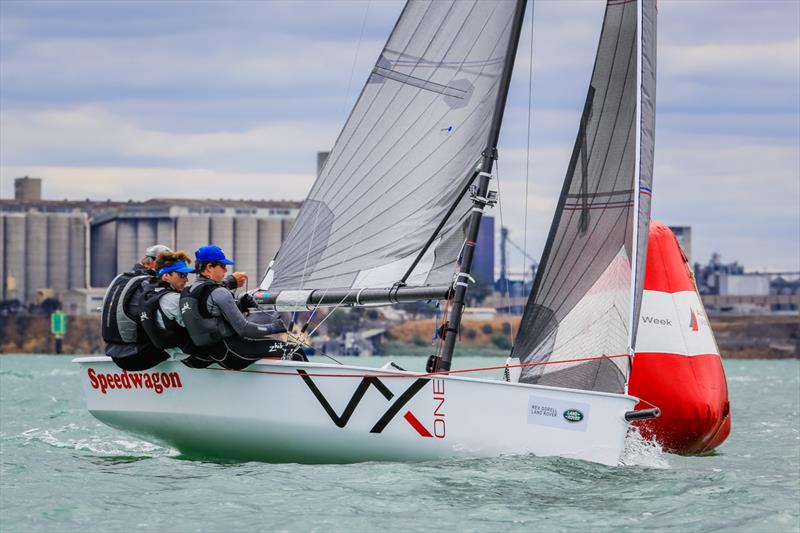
(74, 357, 638, 466)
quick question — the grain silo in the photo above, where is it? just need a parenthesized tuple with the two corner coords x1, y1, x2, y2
(210, 216, 234, 258)
(156, 218, 174, 249)
(116, 219, 139, 272)
(257, 218, 283, 279)
(234, 217, 258, 281)
(175, 216, 209, 255)
(68, 214, 88, 289)
(91, 220, 117, 286)
(4, 215, 26, 302)
(47, 214, 70, 294)
(26, 213, 48, 301)
(136, 219, 157, 257)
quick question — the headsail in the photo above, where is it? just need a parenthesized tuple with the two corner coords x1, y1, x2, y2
(511, 0, 657, 394)
(261, 0, 521, 293)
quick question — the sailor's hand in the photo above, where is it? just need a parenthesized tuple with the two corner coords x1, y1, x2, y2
(232, 271, 248, 287)
(237, 293, 258, 313)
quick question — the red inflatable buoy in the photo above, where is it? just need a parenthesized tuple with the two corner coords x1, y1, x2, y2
(628, 221, 731, 454)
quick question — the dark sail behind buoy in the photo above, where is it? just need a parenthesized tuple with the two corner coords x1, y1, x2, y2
(511, 0, 657, 394)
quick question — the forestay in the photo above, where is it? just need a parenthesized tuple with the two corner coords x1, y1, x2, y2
(511, 0, 657, 394)
(261, 0, 519, 292)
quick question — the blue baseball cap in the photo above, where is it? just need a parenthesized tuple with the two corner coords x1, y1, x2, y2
(158, 261, 195, 276)
(195, 245, 234, 265)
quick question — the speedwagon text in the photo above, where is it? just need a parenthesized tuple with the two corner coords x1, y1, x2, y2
(87, 368, 183, 394)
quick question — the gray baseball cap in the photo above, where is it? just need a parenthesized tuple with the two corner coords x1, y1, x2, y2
(144, 244, 172, 258)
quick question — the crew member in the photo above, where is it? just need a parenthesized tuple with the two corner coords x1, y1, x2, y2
(101, 244, 172, 371)
(138, 245, 172, 275)
(180, 245, 287, 370)
(138, 251, 224, 368)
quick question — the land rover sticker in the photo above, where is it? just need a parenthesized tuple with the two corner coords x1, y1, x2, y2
(527, 396, 590, 432)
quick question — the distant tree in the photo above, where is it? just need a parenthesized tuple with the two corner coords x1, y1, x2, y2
(324, 308, 363, 336)
(412, 334, 428, 347)
(40, 298, 61, 315)
(481, 324, 494, 335)
(491, 334, 512, 350)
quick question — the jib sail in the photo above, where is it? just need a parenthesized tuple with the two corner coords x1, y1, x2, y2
(510, 0, 656, 394)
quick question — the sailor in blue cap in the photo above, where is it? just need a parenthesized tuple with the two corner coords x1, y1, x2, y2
(179, 245, 288, 369)
(136, 251, 224, 368)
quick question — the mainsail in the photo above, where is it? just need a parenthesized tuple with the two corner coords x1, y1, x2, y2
(511, 0, 657, 394)
(261, 0, 521, 293)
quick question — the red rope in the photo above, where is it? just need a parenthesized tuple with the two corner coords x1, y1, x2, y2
(203, 353, 631, 379)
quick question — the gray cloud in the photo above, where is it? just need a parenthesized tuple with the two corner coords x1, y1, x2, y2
(0, 0, 797, 271)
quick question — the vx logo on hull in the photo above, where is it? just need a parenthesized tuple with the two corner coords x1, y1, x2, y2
(296, 370, 445, 438)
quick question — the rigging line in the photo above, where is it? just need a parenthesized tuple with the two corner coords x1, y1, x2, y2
(315, 0, 461, 201)
(287, 0, 374, 327)
(304, 6, 514, 240)
(319, 3, 505, 213)
(517, 3, 633, 315)
(342, 0, 372, 120)
(309, 95, 497, 255)
(316, 0, 499, 208)
(533, 107, 635, 312)
(202, 353, 631, 379)
(295, 78, 506, 269)
(523, 0, 535, 289)
(530, 0, 632, 292)
(296, 0, 429, 205)
(494, 160, 515, 344)
(529, 19, 637, 308)
(294, 202, 324, 324)
(285, 6, 498, 282)
(317, 2, 509, 212)
(300, 176, 388, 337)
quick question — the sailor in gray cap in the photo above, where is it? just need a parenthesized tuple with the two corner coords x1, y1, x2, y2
(100, 243, 173, 371)
(141, 244, 172, 275)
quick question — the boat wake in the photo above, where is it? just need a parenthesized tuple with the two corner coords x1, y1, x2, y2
(620, 426, 670, 469)
(15, 424, 175, 458)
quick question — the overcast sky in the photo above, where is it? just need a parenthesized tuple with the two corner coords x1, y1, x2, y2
(1, 0, 798, 272)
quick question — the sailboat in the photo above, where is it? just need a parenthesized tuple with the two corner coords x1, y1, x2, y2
(75, 0, 659, 466)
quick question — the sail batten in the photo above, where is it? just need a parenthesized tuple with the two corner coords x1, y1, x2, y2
(511, 0, 656, 394)
(262, 0, 521, 293)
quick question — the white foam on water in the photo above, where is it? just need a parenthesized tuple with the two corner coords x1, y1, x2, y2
(16, 424, 175, 457)
(45, 368, 79, 377)
(619, 426, 670, 469)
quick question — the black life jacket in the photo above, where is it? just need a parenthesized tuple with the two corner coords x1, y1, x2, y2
(139, 281, 192, 350)
(101, 267, 151, 344)
(180, 277, 224, 347)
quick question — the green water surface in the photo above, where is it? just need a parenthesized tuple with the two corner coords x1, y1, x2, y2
(1, 355, 798, 532)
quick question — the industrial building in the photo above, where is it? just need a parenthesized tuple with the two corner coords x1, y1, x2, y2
(3, 171, 500, 313)
(668, 225, 691, 264)
(89, 199, 298, 287)
(2, 177, 300, 312)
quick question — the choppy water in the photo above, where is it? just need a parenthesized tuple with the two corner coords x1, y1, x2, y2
(1, 355, 798, 532)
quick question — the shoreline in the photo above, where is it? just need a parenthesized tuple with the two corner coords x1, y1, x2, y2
(1, 314, 797, 359)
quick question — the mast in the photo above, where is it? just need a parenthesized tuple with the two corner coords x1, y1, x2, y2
(627, 0, 644, 376)
(434, 0, 529, 373)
